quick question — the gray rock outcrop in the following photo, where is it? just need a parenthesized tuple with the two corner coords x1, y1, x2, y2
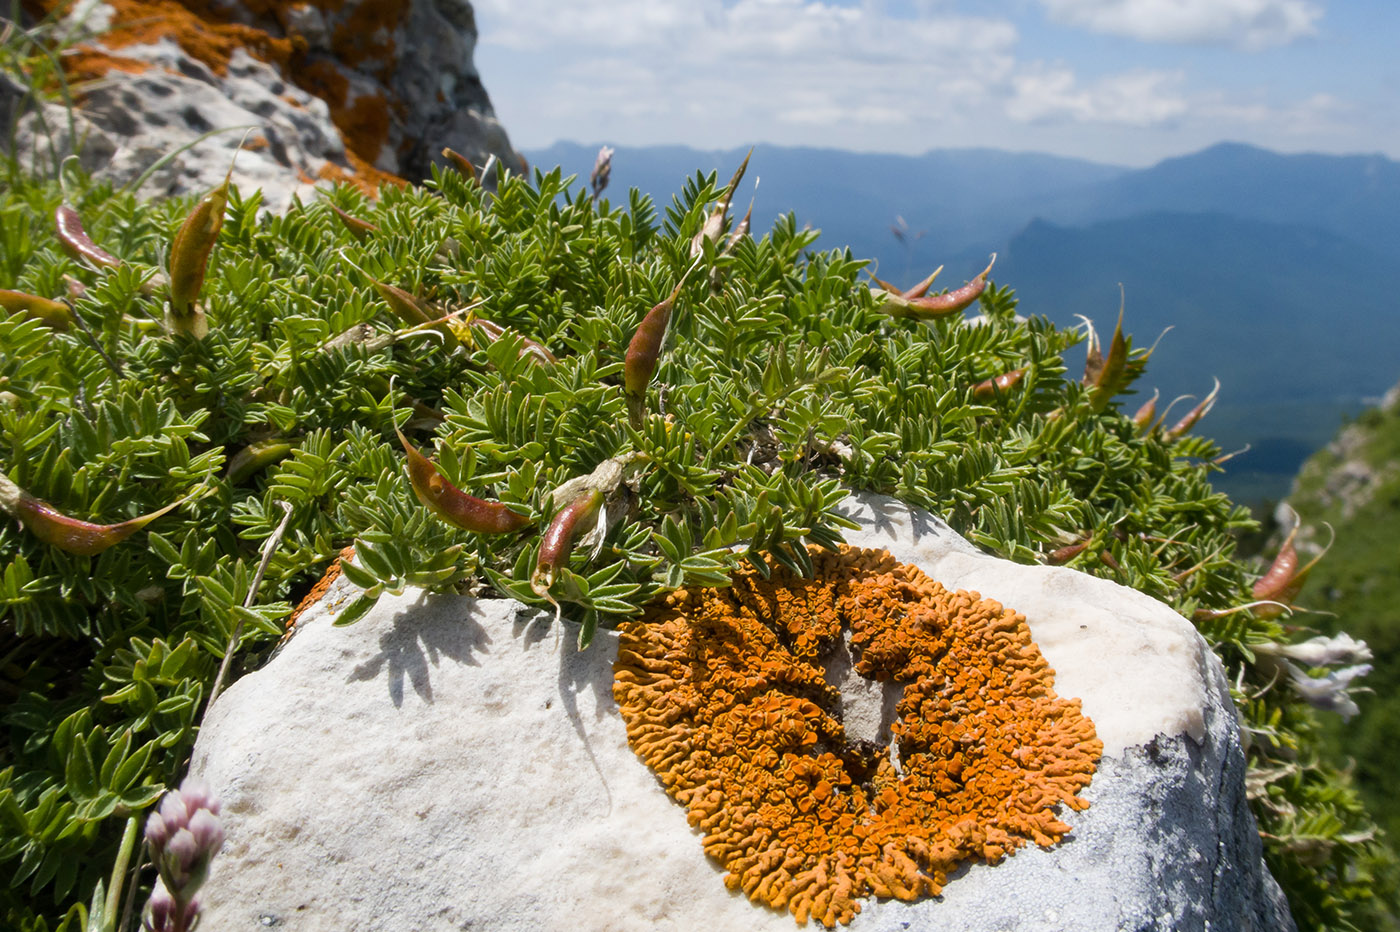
(5, 0, 519, 212)
(189, 492, 1294, 931)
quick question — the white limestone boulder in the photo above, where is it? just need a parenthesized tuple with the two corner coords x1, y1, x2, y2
(189, 491, 1295, 931)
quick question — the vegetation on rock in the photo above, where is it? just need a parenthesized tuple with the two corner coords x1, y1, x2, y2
(0, 137, 1394, 931)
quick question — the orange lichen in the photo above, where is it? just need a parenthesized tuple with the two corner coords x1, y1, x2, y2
(613, 546, 1102, 928)
(30, 0, 404, 188)
(56, 48, 152, 84)
(285, 544, 356, 631)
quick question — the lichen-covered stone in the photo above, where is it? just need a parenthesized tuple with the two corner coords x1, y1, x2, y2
(13, 0, 520, 209)
(614, 546, 1101, 927)
(189, 491, 1295, 931)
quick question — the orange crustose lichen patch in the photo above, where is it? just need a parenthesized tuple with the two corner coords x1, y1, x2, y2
(613, 546, 1102, 928)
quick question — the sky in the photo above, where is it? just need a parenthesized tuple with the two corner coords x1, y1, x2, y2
(473, 0, 1400, 167)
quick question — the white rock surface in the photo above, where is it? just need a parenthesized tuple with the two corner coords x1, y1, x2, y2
(191, 491, 1295, 931)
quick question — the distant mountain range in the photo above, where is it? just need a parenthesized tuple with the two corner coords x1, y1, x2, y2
(526, 141, 1400, 506)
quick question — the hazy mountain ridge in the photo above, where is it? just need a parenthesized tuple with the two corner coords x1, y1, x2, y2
(526, 140, 1400, 504)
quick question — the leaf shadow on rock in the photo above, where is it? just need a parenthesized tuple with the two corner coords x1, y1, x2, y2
(511, 603, 618, 813)
(346, 593, 492, 708)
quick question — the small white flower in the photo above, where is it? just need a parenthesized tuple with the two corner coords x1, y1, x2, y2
(1256, 632, 1372, 667)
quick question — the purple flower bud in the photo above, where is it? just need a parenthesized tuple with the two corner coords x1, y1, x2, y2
(158, 792, 190, 830)
(145, 811, 170, 849)
(144, 880, 176, 932)
(188, 808, 225, 856)
(178, 777, 220, 817)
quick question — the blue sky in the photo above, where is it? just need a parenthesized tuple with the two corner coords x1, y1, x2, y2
(473, 0, 1399, 166)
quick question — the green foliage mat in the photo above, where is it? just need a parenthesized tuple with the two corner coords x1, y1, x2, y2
(0, 155, 1393, 930)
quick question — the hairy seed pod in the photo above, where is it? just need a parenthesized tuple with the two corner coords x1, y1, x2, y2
(54, 205, 121, 270)
(395, 424, 529, 534)
(1131, 390, 1159, 433)
(328, 203, 380, 240)
(972, 368, 1025, 400)
(623, 276, 689, 428)
(1164, 378, 1220, 441)
(371, 279, 462, 351)
(441, 147, 478, 181)
(869, 264, 942, 300)
(878, 255, 996, 319)
(0, 473, 189, 555)
(0, 289, 72, 330)
(531, 488, 604, 602)
(691, 148, 752, 257)
(166, 173, 231, 338)
(1251, 520, 1328, 619)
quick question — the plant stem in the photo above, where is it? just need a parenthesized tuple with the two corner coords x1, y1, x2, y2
(103, 814, 141, 932)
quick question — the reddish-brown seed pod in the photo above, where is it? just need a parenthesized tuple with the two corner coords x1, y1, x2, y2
(972, 368, 1026, 400)
(1250, 521, 1329, 619)
(1164, 378, 1220, 441)
(0, 473, 189, 555)
(0, 289, 72, 330)
(881, 255, 996, 319)
(623, 274, 691, 428)
(1046, 540, 1090, 565)
(1131, 390, 1159, 432)
(441, 147, 478, 181)
(328, 203, 381, 240)
(371, 279, 463, 351)
(531, 488, 604, 601)
(54, 205, 121, 270)
(394, 424, 530, 534)
(869, 264, 943, 300)
(372, 279, 433, 327)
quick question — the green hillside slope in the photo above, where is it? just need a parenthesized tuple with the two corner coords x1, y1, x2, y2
(1288, 384, 1400, 845)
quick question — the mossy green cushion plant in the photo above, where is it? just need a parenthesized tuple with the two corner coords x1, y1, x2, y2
(0, 151, 1393, 931)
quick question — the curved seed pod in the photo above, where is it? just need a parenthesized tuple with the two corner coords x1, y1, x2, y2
(166, 170, 232, 338)
(0, 289, 72, 330)
(1251, 519, 1329, 619)
(869, 264, 942, 300)
(972, 368, 1025, 400)
(691, 148, 752, 257)
(0, 472, 191, 556)
(371, 279, 462, 351)
(879, 255, 996, 319)
(328, 203, 380, 240)
(1083, 307, 1129, 412)
(225, 439, 297, 484)
(531, 489, 604, 617)
(623, 274, 690, 428)
(1046, 539, 1090, 565)
(460, 316, 557, 365)
(394, 423, 529, 533)
(1131, 389, 1160, 433)
(54, 205, 121, 270)
(1163, 378, 1220, 441)
(441, 147, 477, 181)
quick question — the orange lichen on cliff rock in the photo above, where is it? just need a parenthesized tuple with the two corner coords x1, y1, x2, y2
(613, 546, 1102, 928)
(29, 0, 405, 193)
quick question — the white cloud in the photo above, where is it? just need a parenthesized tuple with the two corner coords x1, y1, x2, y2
(471, 0, 1385, 164)
(1035, 0, 1323, 50)
(1006, 67, 1189, 126)
(475, 0, 1022, 148)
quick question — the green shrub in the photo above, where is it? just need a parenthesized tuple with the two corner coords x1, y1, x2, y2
(0, 153, 1392, 930)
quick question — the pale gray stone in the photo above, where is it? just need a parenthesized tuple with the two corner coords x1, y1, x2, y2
(191, 491, 1294, 931)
